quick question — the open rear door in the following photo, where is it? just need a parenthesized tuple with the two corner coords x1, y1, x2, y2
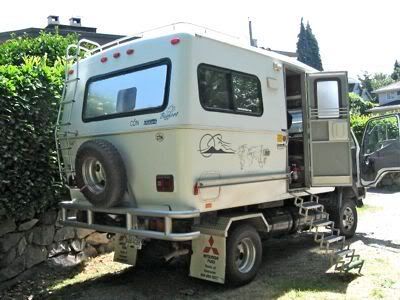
(306, 72, 352, 186)
(360, 114, 400, 186)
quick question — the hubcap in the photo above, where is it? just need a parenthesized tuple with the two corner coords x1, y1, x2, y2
(82, 158, 106, 194)
(235, 237, 256, 273)
(342, 207, 355, 231)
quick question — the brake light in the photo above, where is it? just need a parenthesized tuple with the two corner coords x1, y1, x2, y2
(126, 49, 134, 55)
(68, 69, 74, 75)
(113, 52, 121, 59)
(100, 57, 108, 63)
(156, 175, 174, 192)
(170, 37, 180, 45)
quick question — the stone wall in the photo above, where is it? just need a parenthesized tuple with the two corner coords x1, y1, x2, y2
(0, 210, 113, 283)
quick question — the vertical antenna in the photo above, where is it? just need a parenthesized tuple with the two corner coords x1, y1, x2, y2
(248, 18, 254, 46)
(248, 18, 257, 47)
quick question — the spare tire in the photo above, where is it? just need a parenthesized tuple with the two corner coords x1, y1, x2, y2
(75, 139, 127, 208)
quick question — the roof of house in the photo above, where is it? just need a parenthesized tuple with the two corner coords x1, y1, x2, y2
(0, 24, 125, 46)
(372, 81, 400, 94)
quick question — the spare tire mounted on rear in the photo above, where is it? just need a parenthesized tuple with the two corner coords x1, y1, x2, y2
(75, 139, 127, 208)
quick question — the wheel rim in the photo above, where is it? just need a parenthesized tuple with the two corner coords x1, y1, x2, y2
(342, 207, 355, 231)
(82, 157, 107, 194)
(235, 237, 256, 273)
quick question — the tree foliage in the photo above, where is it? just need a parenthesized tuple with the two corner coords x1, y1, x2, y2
(358, 72, 394, 102)
(0, 32, 76, 220)
(349, 93, 376, 143)
(391, 60, 400, 81)
(296, 19, 323, 71)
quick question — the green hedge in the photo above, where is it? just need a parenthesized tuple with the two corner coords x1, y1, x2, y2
(0, 33, 76, 220)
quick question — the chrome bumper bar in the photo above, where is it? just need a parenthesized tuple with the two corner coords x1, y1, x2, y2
(59, 201, 201, 242)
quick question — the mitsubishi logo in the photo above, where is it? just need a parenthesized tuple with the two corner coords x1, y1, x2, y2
(203, 236, 219, 255)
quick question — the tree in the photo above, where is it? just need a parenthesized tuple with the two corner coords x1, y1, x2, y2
(296, 19, 323, 71)
(358, 72, 394, 102)
(391, 60, 400, 81)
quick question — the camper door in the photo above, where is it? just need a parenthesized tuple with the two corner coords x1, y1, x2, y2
(306, 72, 352, 186)
(359, 114, 400, 187)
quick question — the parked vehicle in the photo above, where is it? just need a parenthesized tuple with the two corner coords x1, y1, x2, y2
(55, 23, 400, 286)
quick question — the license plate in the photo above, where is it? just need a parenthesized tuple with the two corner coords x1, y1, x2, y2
(126, 235, 142, 250)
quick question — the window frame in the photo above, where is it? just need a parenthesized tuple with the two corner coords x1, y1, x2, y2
(197, 63, 263, 117)
(82, 58, 171, 123)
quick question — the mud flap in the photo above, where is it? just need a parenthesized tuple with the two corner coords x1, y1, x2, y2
(189, 233, 226, 284)
(113, 234, 140, 266)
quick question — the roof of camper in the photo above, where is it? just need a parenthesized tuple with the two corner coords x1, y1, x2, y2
(84, 22, 316, 72)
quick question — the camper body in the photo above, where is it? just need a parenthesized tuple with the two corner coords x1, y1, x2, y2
(56, 24, 400, 285)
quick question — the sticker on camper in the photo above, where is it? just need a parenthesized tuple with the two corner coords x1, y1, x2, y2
(237, 145, 270, 170)
(199, 134, 235, 158)
(190, 234, 226, 284)
(144, 118, 157, 125)
(129, 119, 139, 127)
(160, 105, 179, 120)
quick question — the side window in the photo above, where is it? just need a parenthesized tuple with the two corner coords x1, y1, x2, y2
(315, 79, 340, 118)
(83, 60, 169, 121)
(198, 64, 263, 116)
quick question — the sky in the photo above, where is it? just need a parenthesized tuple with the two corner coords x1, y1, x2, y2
(0, 0, 398, 78)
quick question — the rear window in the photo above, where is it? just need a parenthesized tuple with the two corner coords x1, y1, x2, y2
(198, 64, 263, 116)
(83, 59, 170, 122)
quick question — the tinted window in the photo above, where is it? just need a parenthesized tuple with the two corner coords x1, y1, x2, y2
(198, 65, 263, 116)
(83, 61, 169, 121)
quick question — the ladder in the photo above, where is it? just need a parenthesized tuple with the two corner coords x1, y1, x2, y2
(54, 39, 100, 183)
(293, 193, 364, 274)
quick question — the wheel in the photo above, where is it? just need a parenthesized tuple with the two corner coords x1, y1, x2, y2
(75, 139, 127, 207)
(331, 199, 358, 238)
(226, 224, 262, 286)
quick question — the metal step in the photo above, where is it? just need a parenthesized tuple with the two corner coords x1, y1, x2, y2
(331, 248, 354, 264)
(336, 259, 364, 273)
(60, 99, 75, 105)
(56, 122, 71, 127)
(301, 202, 324, 210)
(322, 235, 344, 245)
(311, 219, 333, 228)
(65, 78, 80, 84)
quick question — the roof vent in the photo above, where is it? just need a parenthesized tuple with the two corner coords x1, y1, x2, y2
(69, 17, 82, 27)
(47, 15, 60, 25)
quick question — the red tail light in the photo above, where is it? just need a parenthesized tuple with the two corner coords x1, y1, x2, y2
(156, 175, 174, 192)
(170, 37, 180, 45)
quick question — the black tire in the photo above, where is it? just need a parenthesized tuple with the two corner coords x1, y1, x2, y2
(226, 224, 262, 286)
(331, 199, 358, 238)
(75, 139, 127, 208)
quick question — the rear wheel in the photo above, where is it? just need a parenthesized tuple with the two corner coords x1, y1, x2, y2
(226, 224, 262, 286)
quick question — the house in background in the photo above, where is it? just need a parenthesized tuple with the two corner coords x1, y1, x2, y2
(0, 16, 125, 45)
(348, 77, 373, 101)
(367, 81, 400, 114)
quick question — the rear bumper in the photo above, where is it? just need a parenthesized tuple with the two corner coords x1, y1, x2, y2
(59, 201, 201, 242)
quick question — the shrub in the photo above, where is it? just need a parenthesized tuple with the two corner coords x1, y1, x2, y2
(349, 92, 376, 115)
(0, 33, 77, 220)
(350, 114, 370, 144)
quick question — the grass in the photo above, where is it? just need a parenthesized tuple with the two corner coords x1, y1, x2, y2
(358, 204, 383, 214)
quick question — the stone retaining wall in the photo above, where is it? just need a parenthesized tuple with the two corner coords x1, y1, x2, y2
(0, 210, 113, 283)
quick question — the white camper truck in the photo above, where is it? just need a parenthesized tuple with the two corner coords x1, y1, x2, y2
(55, 24, 400, 285)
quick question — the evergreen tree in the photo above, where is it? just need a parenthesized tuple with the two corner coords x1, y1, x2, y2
(296, 19, 323, 71)
(296, 18, 308, 64)
(391, 60, 400, 81)
(305, 22, 323, 71)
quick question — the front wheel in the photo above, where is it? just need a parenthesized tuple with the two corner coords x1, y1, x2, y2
(335, 199, 358, 238)
(226, 224, 262, 286)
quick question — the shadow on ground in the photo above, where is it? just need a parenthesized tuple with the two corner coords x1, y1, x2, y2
(41, 235, 360, 300)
